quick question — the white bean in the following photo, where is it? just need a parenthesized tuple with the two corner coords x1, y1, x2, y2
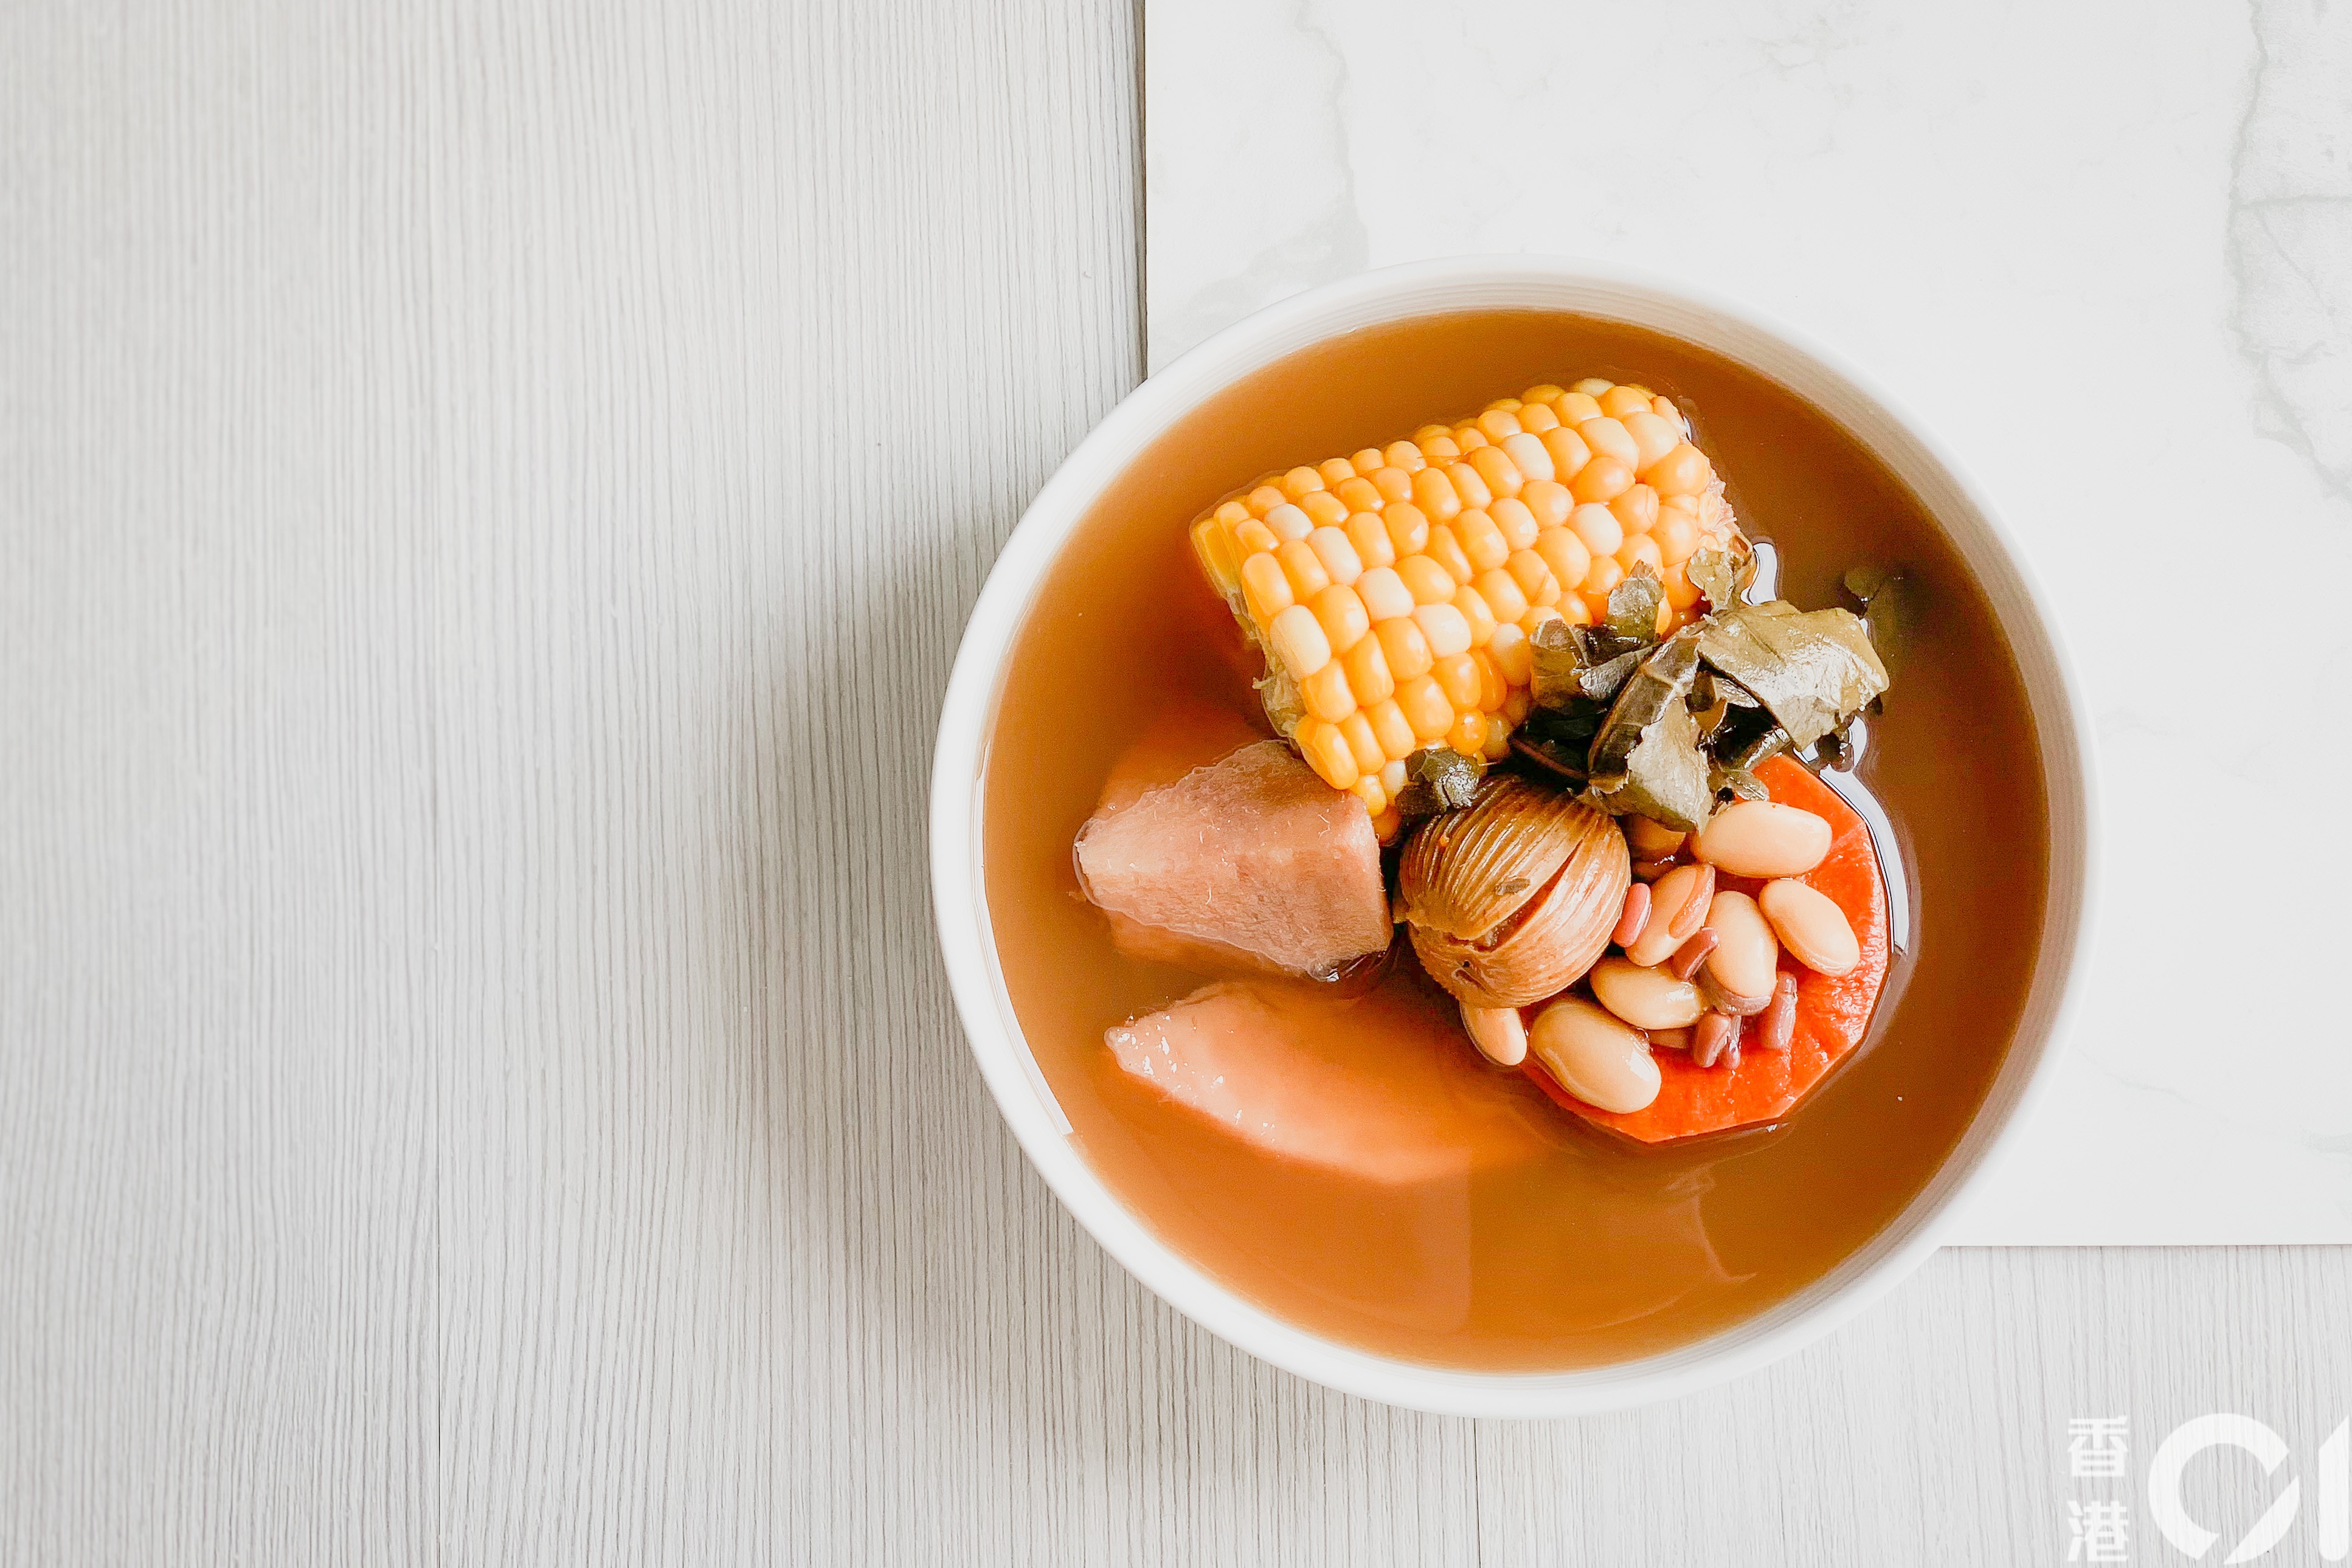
(1704, 889, 1780, 1001)
(1530, 995, 1661, 1113)
(1693, 800, 1832, 878)
(1624, 863, 1713, 967)
(1461, 1003, 1528, 1066)
(1759, 879, 1861, 977)
(1589, 957, 1705, 1030)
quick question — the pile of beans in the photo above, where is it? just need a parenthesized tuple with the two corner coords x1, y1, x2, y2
(1504, 798, 1863, 1114)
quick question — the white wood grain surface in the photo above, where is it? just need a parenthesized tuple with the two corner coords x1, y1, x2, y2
(2, 2, 2345, 1563)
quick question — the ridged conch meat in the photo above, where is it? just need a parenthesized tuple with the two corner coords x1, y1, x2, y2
(1397, 778, 1631, 1009)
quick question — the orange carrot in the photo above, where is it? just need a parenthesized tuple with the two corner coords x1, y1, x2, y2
(1526, 756, 1891, 1142)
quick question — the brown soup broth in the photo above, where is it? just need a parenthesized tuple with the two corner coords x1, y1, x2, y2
(981, 311, 2049, 1370)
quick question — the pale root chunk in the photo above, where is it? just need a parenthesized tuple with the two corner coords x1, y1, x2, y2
(1076, 740, 1389, 978)
(1105, 981, 1543, 1184)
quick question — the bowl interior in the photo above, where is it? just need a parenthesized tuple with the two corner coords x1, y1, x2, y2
(930, 260, 2094, 1416)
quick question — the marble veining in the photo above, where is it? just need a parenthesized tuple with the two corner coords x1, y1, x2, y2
(1146, 0, 2352, 1243)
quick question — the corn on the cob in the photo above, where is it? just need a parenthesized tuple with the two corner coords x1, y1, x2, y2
(1191, 379, 1743, 838)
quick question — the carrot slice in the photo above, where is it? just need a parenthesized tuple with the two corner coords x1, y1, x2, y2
(1524, 756, 1892, 1142)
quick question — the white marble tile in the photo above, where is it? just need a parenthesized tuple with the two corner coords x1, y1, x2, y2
(1146, 0, 2352, 1243)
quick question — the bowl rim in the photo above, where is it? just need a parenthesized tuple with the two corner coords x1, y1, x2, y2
(927, 254, 2100, 1417)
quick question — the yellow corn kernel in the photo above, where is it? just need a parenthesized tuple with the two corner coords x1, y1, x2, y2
(1411, 466, 1462, 522)
(1351, 775, 1387, 817)
(1264, 502, 1313, 542)
(1569, 504, 1624, 558)
(1397, 674, 1454, 741)
(1481, 716, 1512, 762)
(1456, 510, 1510, 573)
(1472, 649, 1505, 711)
(1355, 565, 1414, 623)
(1473, 568, 1529, 626)
(1520, 482, 1568, 533)
(1301, 658, 1357, 724)
(1490, 622, 1534, 686)
(1236, 519, 1281, 556)
(1584, 554, 1624, 599)
(1307, 526, 1363, 587)
(1275, 541, 1329, 601)
(1617, 533, 1664, 578)
(1308, 582, 1371, 655)
(1396, 554, 1454, 606)
(1342, 634, 1395, 706)
(1540, 426, 1591, 483)
(1268, 603, 1332, 679)
(1468, 445, 1521, 501)
(1382, 500, 1430, 559)
(1366, 698, 1417, 760)
(1476, 409, 1522, 441)
(1522, 384, 1566, 404)
(1369, 466, 1414, 505)
(1340, 711, 1385, 775)
(1499, 432, 1554, 487)
(1517, 402, 1561, 434)
(1241, 553, 1293, 624)
(1247, 485, 1287, 516)
(1296, 718, 1360, 789)
(1381, 441, 1423, 472)
(1379, 757, 1408, 795)
(1283, 466, 1325, 499)
(1432, 651, 1482, 710)
(1375, 616, 1434, 680)
(1334, 476, 1383, 513)
(1489, 497, 1540, 552)
(1504, 549, 1556, 606)
(1535, 526, 1591, 590)
(1447, 708, 1489, 758)
(1611, 484, 1659, 536)
(1503, 686, 1535, 725)
(1445, 462, 1493, 512)
(1344, 512, 1394, 570)
(1423, 524, 1474, 584)
(1299, 490, 1349, 528)
(1318, 457, 1358, 488)
(1624, 412, 1681, 471)
(1413, 602, 1472, 658)
(1448, 585, 1497, 649)
(1558, 391, 1604, 424)
(1348, 450, 1386, 478)
(1647, 442, 1710, 497)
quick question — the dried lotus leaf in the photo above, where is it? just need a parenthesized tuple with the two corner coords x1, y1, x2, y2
(1393, 745, 1485, 819)
(1695, 599, 1889, 749)
(1604, 564, 1665, 643)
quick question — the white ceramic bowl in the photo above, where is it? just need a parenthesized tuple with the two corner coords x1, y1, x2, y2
(929, 256, 2097, 1417)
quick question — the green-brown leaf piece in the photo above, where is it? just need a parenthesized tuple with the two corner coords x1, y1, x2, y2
(1585, 632, 1714, 833)
(1695, 600, 1889, 748)
(1393, 745, 1486, 819)
(1688, 544, 1754, 613)
(1843, 564, 1919, 678)
(1605, 564, 1665, 642)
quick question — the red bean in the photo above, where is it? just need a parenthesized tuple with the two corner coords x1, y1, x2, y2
(1692, 1010, 1740, 1069)
(1611, 882, 1652, 948)
(1667, 927, 1718, 981)
(1666, 863, 1716, 941)
(1759, 972, 1799, 1052)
